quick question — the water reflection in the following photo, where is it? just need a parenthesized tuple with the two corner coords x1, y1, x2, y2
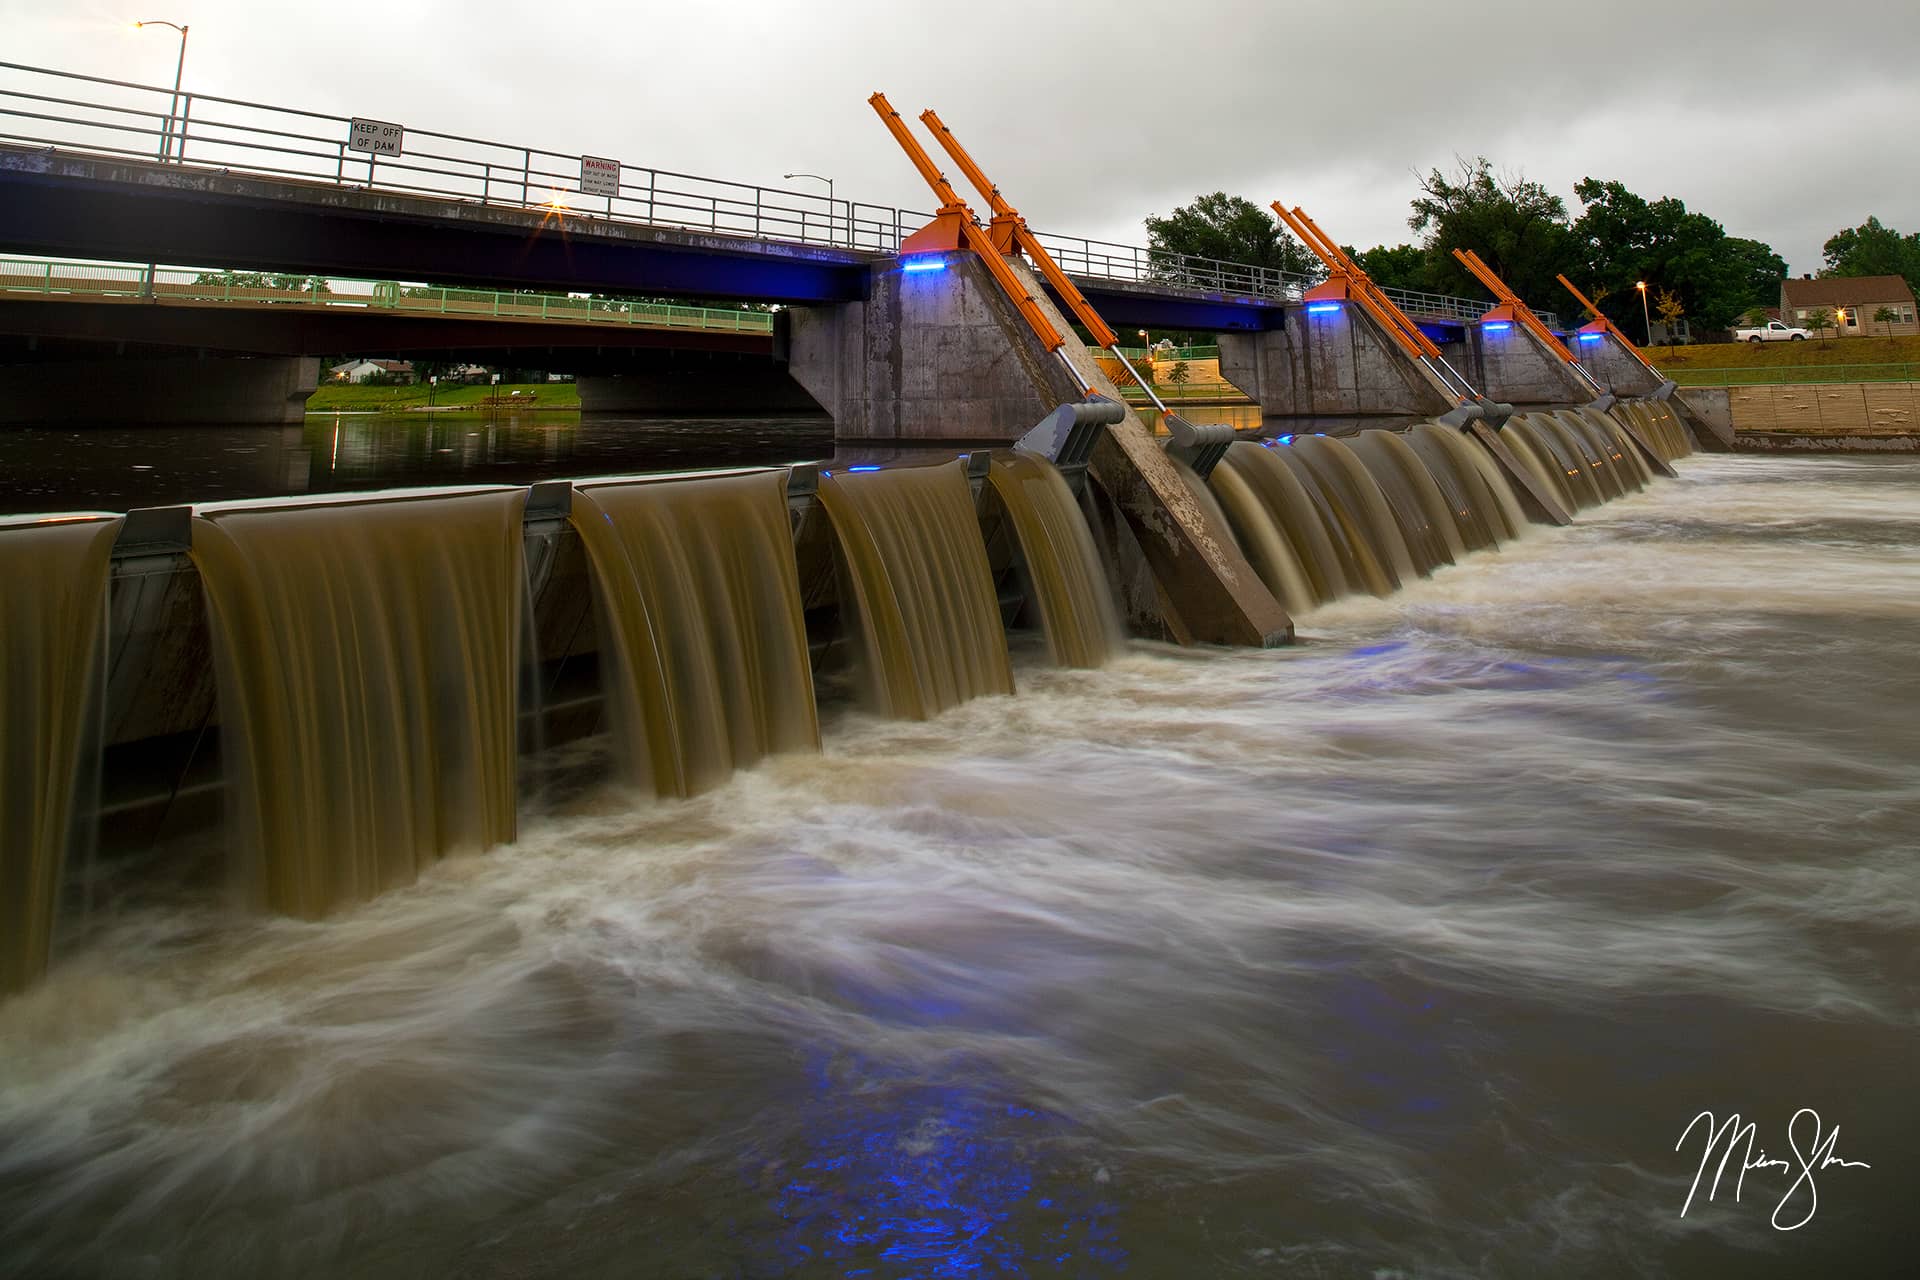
(0, 412, 834, 515)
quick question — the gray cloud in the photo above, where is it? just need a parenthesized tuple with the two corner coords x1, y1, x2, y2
(9, 0, 1917, 281)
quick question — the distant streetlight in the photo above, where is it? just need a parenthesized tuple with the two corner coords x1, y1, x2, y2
(133, 20, 190, 161)
(1635, 280, 1651, 344)
(784, 172, 836, 245)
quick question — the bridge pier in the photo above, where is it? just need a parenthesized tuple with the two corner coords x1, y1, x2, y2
(784, 253, 1079, 442)
(0, 354, 318, 426)
(1217, 302, 1457, 432)
(1438, 323, 1592, 408)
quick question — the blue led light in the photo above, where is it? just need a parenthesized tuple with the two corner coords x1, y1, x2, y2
(901, 255, 947, 273)
(1277, 434, 1295, 445)
(1482, 322, 1512, 332)
(1306, 302, 1343, 315)
(847, 464, 882, 472)
(1577, 332, 1604, 343)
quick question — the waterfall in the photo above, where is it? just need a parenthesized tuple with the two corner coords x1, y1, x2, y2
(0, 517, 119, 997)
(191, 490, 526, 919)
(1347, 429, 1465, 576)
(817, 461, 1014, 720)
(986, 454, 1123, 669)
(570, 471, 819, 798)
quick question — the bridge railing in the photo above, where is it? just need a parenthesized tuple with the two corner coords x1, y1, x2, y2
(0, 255, 776, 333)
(0, 61, 1539, 324)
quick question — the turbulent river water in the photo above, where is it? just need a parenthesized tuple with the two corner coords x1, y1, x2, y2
(1, 453, 1914, 1278)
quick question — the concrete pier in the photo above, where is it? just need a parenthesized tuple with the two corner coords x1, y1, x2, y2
(0, 354, 319, 425)
(1216, 303, 1457, 430)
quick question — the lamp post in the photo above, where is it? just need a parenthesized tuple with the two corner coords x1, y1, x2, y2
(1635, 280, 1651, 344)
(783, 172, 835, 245)
(133, 20, 190, 161)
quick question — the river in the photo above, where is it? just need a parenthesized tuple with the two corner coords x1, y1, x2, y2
(0, 453, 1914, 1277)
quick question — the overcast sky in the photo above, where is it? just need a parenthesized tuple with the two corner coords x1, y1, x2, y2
(8, 0, 1916, 281)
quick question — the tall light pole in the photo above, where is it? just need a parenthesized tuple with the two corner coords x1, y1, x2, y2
(134, 19, 190, 161)
(783, 172, 835, 245)
(1635, 280, 1651, 344)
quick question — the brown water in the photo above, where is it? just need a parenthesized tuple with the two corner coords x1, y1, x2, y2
(0, 517, 119, 996)
(570, 471, 819, 798)
(0, 413, 833, 516)
(3, 449, 1916, 1279)
(817, 461, 1015, 720)
(190, 490, 526, 917)
(985, 454, 1122, 669)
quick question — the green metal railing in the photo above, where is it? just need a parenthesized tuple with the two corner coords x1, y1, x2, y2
(1112, 344, 1222, 362)
(0, 256, 775, 334)
(1656, 362, 1920, 387)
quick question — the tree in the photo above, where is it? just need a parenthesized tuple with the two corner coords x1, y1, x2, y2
(1144, 193, 1316, 280)
(1654, 287, 1686, 345)
(1569, 179, 1784, 332)
(1804, 308, 1835, 343)
(1166, 360, 1191, 398)
(1821, 216, 1920, 295)
(1408, 156, 1573, 305)
(1874, 305, 1900, 338)
(1741, 305, 1773, 328)
(1349, 242, 1435, 294)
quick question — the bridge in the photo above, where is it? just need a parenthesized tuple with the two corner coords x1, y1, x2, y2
(0, 60, 1544, 337)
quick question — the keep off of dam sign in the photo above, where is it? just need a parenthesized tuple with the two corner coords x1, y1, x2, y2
(347, 118, 404, 156)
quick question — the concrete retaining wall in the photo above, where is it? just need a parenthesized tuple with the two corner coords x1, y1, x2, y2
(0, 355, 319, 425)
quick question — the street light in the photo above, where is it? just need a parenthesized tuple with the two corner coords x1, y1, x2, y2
(783, 172, 836, 245)
(133, 20, 190, 161)
(1635, 280, 1651, 344)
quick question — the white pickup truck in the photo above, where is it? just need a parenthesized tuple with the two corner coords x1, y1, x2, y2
(1733, 320, 1810, 342)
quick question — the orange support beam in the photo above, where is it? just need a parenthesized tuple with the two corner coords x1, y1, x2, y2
(1452, 248, 1580, 364)
(918, 108, 1119, 350)
(1556, 273, 1665, 378)
(867, 92, 1066, 354)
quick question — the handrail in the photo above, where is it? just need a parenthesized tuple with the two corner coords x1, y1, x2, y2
(1654, 362, 1920, 386)
(0, 255, 775, 333)
(0, 60, 1516, 323)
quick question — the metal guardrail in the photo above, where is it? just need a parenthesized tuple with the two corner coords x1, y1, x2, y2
(0, 255, 775, 332)
(1656, 362, 1920, 387)
(0, 60, 1539, 326)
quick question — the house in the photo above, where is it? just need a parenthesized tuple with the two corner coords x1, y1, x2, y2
(1778, 275, 1917, 338)
(328, 359, 417, 384)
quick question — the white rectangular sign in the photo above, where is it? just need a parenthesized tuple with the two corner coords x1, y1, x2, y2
(347, 117, 405, 156)
(580, 155, 621, 198)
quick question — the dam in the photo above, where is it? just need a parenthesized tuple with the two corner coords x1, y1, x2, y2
(2, 69, 1914, 1280)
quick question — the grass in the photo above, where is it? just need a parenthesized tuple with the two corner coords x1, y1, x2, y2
(1644, 333, 1920, 371)
(306, 382, 579, 411)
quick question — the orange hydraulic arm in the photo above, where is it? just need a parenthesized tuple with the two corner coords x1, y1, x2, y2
(867, 93, 1081, 382)
(1273, 202, 1477, 401)
(1556, 273, 1664, 378)
(917, 108, 1118, 351)
(1452, 249, 1605, 396)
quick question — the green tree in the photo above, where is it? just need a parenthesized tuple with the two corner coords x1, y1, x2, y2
(1654, 287, 1686, 345)
(1408, 157, 1572, 305)
(1804, 308, 1835, 343)
(1166, 360, 1191, 399)
(1349, 242, 1435, 294)
(1741, 305, 1773, 328)
(1874, 305, 1900, 337)
(1569, 179, 1784, 332)
(1821, 216, 1920, 294)
(1144, 193, 1316, 278)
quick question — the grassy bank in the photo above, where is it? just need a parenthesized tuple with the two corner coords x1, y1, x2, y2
(1646, 334, 1920, 372)
(306, 382, 579, 411)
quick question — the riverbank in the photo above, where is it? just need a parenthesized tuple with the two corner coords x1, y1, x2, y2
(305, 382, 580, 412)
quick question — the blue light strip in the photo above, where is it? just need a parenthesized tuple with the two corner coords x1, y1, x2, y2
(847, 465, 882, 472)
(1306, 302, 1342, 315)
(1482, 322, 1512, 332)
(1577, 332, 1605, 343)
(901, 256, 947, 273)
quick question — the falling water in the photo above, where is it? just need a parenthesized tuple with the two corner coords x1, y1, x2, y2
(0, 517, 119, 997)
(569, 471, 820, 797)
(985, 454, 1122, 669)
(1347, 429, 1465, 575)
(190, 490, 526, 918)
(816, 461, 1014, 720)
